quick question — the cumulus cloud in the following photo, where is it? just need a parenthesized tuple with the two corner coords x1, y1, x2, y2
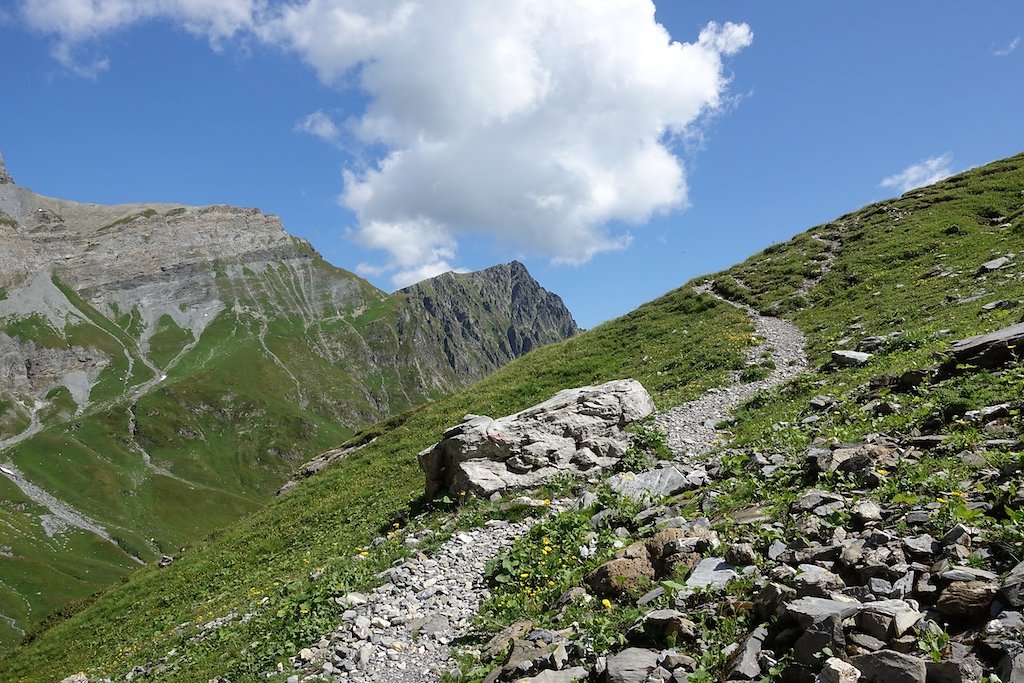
(880, 153, 955, 194)
(266, 2, 752, 284)
(295, 109, 341, 144)
(993, 36, 1021, 57)
(20, 0, 753, 287)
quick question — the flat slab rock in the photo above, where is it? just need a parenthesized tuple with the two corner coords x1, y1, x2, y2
(946, 322, 1024, 371)
(419, 379, 656, 498)
(606, 464, 703, 501)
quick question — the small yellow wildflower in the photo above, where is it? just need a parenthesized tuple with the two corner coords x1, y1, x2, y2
(937, 497, 948, 504)
(876, 469, 889, 476)
(602, 598, 612, 610)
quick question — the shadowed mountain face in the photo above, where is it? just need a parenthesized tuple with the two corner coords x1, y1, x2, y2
(0, 162, 577, 644)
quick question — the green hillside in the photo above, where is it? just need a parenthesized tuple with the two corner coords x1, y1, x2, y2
(3, 151, 1023, 681)
(0, 187, 577, 645)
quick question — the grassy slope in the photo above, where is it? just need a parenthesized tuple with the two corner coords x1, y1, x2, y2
(0, 252, 581, 646)
(1, 287, 752, 681)
(3, 152, 1021, 680)
(712, 153, 1024, 454)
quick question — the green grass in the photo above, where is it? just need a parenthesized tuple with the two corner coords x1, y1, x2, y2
(0, 285, 750, 681)
(96, 209, 158, 232)
(147, 315, 194, 368)
(1, 314, 68, 349)
(5, 152, 1024, 681)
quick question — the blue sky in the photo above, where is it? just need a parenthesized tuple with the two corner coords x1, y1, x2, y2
(1, 2, 1022, 329)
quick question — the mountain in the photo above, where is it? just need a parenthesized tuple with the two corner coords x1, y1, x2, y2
(3, 151, 1022, 682)
(0, 154, 578, 644)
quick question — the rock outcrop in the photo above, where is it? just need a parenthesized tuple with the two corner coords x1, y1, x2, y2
(398, 261, 579, 385)
(418, 379, 656, 498)
(0, 152, 12, 185)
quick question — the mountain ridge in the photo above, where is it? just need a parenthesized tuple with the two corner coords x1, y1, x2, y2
(0, 158, 578, 644)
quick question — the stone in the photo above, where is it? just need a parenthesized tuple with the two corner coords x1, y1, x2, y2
(59, 675, 89, 683)
(861, 599, 923, 637)
(852, 499, 883, 524)
(607, 465, 691, 502)
(725, 542, 758, 566)
(940, 566, 998, 583)
(755, 582, 796, 620)
(587, 557, 655, 597)
(419, 379, 656, 498)
(846, 631, 886, 652)
(786, 596, 863, 628)
(926, 659, 979, 683)
(935, 580, 997, 618)
(999, 651, 1024, 683)
(794, 564, 845, 597)
(792, 489, 845, 515)
(483, 618, 540, 663)
(903, 534, 938, 559)
(817, 657, 861, 683)
(942, 322, 1024, 374)
(512, 667, 590, 683)
(1001, 560, 1024, 608)
(794, 614, 844, 666)
(682, 557, 737, 594)
(850, 650, 926, 683)
(631, 609, 698, 644)
(604, 647, 660, 683)
(725, 626, 767, 679)
(980, 256, 1011, 272)
(831, 350, 873, 367)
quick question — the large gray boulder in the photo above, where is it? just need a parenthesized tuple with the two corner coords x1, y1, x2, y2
(419, 379, 656, 499)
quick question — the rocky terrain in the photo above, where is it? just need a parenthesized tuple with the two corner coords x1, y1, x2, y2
(274, 294, 1024, 683)
(3, 152, 1022, 682)
(0, 154, 577, 644)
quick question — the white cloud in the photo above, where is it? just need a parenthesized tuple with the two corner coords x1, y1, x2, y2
(993, 36, 1021, 57)
(880, 153, 955, 194)
(295, 109, 341, 144)
(273, 2, 752, 283)
(51, 41, 109, 78)
(20, 0, 257, 67)
(19, 0, 753, 286)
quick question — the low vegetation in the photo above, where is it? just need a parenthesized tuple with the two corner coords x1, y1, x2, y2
(2, 152, 1023, 681)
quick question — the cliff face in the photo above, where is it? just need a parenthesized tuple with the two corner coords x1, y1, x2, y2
(397, 261, 579, 386)
(0, 159, 578, 643)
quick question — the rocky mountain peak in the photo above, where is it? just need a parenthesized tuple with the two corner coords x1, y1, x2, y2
(0, 152, 13, 185)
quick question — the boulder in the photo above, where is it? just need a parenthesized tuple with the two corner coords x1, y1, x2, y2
(586, 557, 655, 597)
(851, 650, 926, 683)
(935, 580, 997, 618)
(603, 647, 660, 683)
(419, 379, 655, 498)
(942, 322, 1024, 374)
(725, 626, 768, 679)
(817, 657, 861, 683)
(979, 256, 1011, 272)
(786, 596, 863, 628)
(606, 465, 692, 501)
(1001, 560, 1024, 608)
(629, 609, 697, 644)
(831, 350, 873, 367)
(512, 667, 590, 683)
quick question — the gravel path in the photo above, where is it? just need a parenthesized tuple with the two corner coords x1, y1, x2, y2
(654, 284, 807, 457)
(285, 285, 809, 682)
(285, 515, 555, 681)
